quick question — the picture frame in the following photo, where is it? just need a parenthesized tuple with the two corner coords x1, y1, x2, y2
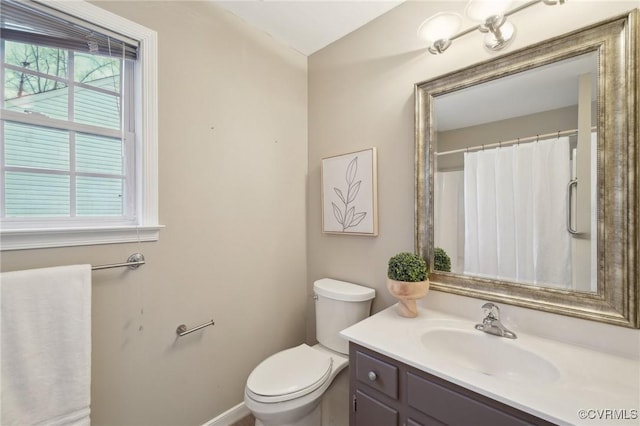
(321, 148, 378, 236)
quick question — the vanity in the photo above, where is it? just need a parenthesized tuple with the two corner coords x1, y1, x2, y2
(341, 303, 640, 426)
(349, 343, 552, 426)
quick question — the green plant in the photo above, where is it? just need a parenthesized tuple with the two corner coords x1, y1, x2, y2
(434, 247, 451, 272)
(387, 252, 428, 282)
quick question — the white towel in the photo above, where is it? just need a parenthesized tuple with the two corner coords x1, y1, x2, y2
(1, 265, 91, 426)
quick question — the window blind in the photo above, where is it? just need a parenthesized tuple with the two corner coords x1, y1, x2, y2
(0, 0, 138, 59)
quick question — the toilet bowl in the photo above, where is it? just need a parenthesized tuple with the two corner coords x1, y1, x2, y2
(244, 279, 375, 426)
(244, 344, 347, 426)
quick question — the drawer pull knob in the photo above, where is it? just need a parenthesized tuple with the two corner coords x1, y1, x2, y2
(367, 371, 377, 381)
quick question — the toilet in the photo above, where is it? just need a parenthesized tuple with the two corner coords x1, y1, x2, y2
(244, 278, 375, 426)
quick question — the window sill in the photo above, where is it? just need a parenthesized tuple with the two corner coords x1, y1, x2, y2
(0, 225, 164, 251)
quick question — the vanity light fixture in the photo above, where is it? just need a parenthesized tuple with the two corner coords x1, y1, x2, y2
(419, 0, 565, 55)
(418, 12, 463, 54)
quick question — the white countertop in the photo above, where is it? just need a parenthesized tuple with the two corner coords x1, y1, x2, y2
(340, 305, 640, 425)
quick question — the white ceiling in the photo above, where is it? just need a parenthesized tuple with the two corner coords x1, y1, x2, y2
(214, 0, 405, 56)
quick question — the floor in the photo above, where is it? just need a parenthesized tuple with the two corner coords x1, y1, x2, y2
(230, 413, 255, 426)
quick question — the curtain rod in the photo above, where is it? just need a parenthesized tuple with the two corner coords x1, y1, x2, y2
(435, 127, 596, 157)
(92, 253, 145, 271)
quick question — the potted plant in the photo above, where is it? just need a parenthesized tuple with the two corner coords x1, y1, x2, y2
(386, 252, 429, 318)
(434, 247, 451, 272)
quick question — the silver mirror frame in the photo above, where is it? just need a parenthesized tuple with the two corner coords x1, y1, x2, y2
(415, 11, 639, 328)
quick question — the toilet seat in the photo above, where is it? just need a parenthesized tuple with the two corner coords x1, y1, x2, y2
(246, 344, 333, 403)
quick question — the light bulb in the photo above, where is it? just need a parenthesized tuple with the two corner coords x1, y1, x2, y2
(417, 12, 462, 44)
(465, 0, 513, 21)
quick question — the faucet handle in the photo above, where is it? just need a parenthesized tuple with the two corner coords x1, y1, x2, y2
(481, 302, 500, 319)
(476, 302, 517, 339)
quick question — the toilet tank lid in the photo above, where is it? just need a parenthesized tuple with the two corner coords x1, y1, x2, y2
(313, 278, 375, 302)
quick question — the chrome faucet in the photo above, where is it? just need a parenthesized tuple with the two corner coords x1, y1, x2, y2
(475, 303, 517, 339)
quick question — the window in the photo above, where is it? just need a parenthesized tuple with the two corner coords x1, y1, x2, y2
(0, 0, 159, 250)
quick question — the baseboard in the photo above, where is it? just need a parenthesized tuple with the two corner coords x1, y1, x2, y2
(202, 402, 250, 426)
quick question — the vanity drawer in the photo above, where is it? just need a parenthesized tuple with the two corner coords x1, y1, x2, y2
(355, 350, 398, 399)
(407, 372, 538, 426)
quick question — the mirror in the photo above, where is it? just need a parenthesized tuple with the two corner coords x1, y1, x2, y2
(415, 11, 638, 328)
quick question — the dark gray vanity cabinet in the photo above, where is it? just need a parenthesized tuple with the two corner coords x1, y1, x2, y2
(349, 343, 554, 426)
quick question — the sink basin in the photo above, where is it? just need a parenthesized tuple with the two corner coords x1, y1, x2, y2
(421, 328, 560, 384)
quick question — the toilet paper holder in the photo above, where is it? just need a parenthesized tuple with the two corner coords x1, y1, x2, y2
(176, 319, 215, 337)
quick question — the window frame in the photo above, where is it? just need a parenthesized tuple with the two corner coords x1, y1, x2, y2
(0, 0, 160, 250)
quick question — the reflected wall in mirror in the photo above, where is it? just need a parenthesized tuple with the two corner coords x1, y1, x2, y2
(415, 11, 638, 328)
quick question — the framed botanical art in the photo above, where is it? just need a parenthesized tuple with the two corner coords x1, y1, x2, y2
(321, 148, 378, 236)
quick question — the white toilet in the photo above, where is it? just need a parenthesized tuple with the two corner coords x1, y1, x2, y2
(244, 278, 375, 426)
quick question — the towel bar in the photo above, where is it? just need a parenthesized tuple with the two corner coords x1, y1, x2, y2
(92, 253, 145, 271)
(176, 320, 215, 337)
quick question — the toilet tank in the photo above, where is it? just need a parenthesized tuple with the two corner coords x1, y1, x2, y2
(314, 278, 375, 354)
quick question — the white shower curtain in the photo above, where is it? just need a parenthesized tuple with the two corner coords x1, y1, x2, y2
(434, 171, 464, 273)
(464, 137, 572, 287)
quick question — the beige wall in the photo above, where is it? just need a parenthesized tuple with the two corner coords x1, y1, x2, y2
(307, 1, 638, 335)
(0, 2, 308, 425)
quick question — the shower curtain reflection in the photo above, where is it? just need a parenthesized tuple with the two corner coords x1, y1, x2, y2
(434, 171, 464, 274)
(463, 137, 572, 288)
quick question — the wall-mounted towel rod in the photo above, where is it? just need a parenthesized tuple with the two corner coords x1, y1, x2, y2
(92, 253, 145, 271)
(176, 320, 215, 337)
